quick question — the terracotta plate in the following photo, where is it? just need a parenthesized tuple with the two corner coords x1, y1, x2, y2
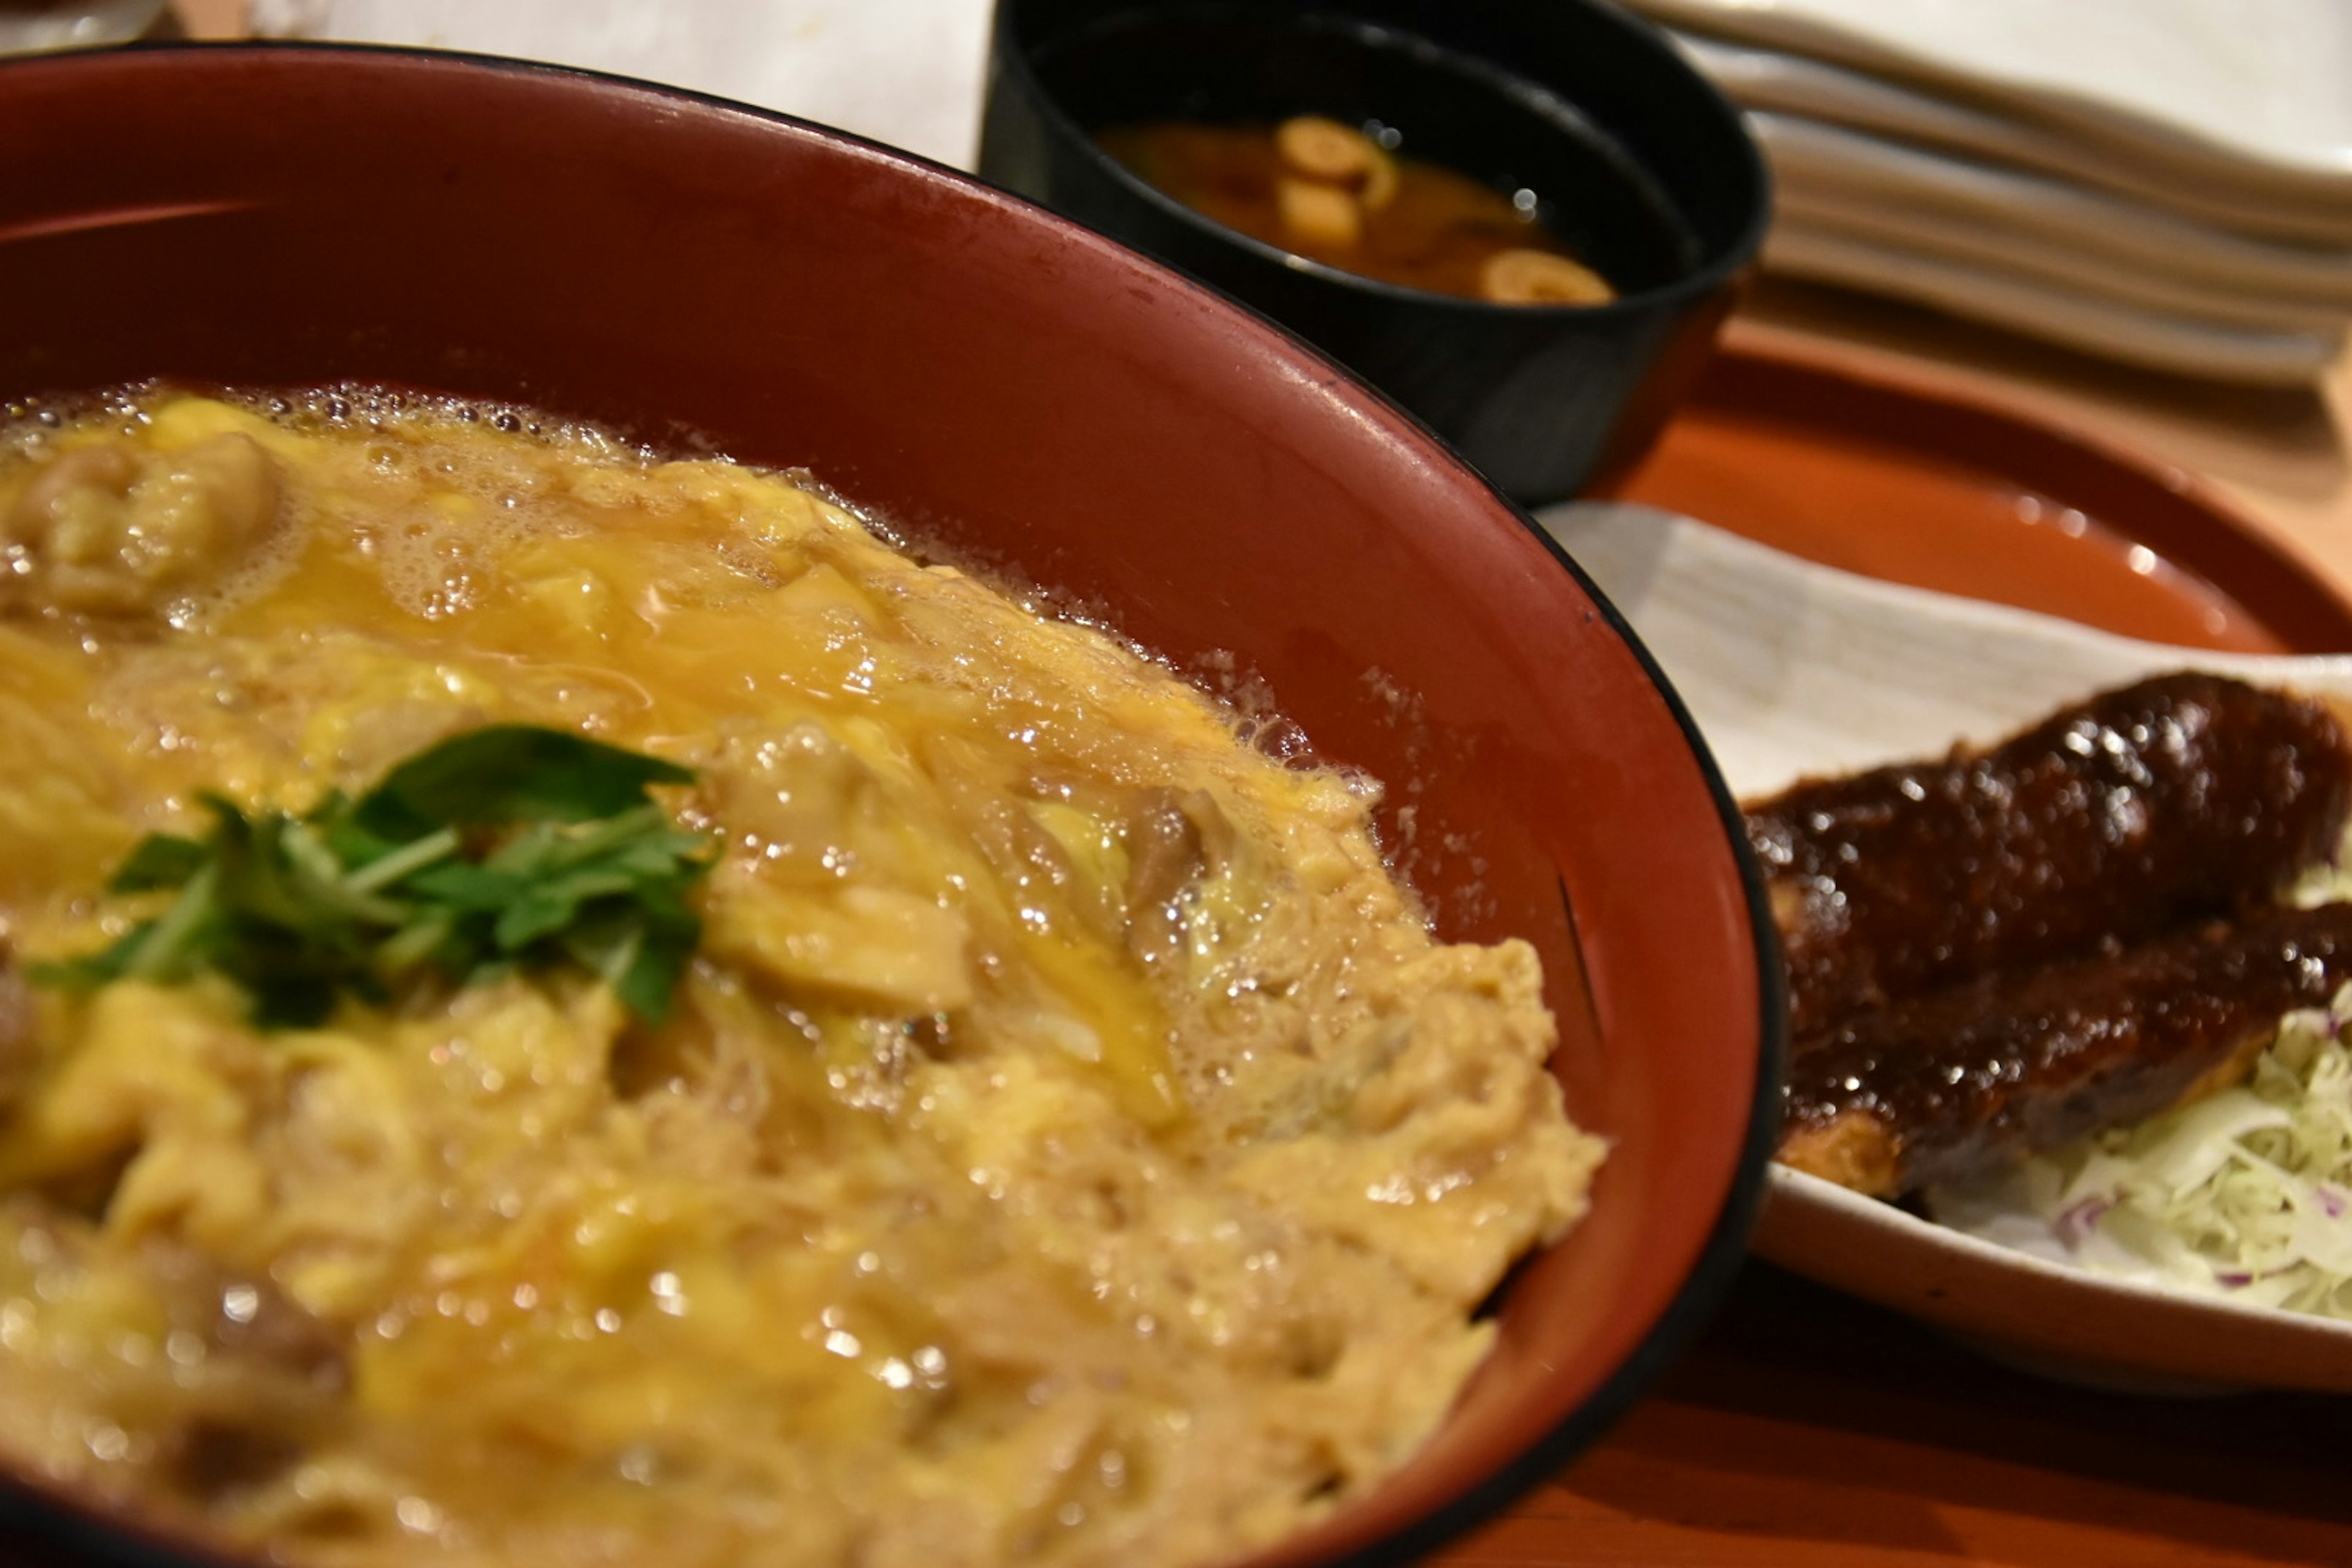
(1609, 346, 2352, 655)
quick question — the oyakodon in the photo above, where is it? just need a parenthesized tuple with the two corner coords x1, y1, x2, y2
(0, 386, 1600, 1568)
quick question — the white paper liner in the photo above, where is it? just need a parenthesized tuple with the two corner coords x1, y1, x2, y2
(1541, 500, 2352, 797)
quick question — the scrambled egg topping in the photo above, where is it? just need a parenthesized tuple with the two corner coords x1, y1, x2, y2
(0, 391, 1602, 1568)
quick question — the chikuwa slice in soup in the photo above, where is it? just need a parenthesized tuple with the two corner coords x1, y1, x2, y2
(0, 388, 1602, 1568)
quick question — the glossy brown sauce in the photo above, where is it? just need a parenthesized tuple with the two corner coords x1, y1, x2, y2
(1096, 116, 1613, 304)
(1782, 902, 2352, 1194)
(1747, 672, 2352, 1040)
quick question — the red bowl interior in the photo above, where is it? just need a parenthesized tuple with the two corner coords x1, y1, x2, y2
(0, 43, 1776, 1568)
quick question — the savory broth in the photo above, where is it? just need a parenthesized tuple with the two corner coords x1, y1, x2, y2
(1098, 116, 1615, 305)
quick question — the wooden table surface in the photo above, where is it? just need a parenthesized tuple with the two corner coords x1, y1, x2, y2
(1430, 280, 2352, 1568)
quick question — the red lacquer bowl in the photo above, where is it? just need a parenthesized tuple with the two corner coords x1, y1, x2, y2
(0, 43, 1779, 1568)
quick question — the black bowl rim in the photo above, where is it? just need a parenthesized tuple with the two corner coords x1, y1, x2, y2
(986, 0, 1774, 318)
(0, 37, 1787, 1568)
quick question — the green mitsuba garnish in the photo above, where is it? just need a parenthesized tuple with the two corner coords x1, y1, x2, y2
(36, 725, 711, 1028)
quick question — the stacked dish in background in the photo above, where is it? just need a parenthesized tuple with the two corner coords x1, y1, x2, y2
(1621, 0, 2352, 384)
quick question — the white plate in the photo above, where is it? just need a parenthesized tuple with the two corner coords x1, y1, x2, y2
(1752, 1166, 2352, 1394)
(1773, 190, 2349, 337)
(1672, 30, 2352, 247)
(1539, 499, 2352, 1391)
(1761, 221, 2344, 385)
(1623, 0, 2352, 192)
(1753, 114, 2352, 309)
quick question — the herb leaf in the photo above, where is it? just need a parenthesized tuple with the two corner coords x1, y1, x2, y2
(36, 726, 711, 1028)
(106, 833, 209, 894)
(352, 725, 696, 840)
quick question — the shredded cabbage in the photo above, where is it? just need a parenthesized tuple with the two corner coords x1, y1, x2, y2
(1925, 981, 2352, 1318)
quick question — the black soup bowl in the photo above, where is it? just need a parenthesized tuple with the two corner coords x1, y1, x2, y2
(978, 0, 1771, 503)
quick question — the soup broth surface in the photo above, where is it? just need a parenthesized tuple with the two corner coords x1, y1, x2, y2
(1099, 116, 1616, 304)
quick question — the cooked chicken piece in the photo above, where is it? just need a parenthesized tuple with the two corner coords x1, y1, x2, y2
(1, 432, 280, 616)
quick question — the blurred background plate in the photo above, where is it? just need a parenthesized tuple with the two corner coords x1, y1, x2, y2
(1629, 0, 2352, 380)
(1749, 114, 2352, 309)
(1668, 29, 2352, 247)
(1623, 0, 2352, 191)
(246, 0, 994, 165)
(1768, 188, 2350, 339)
(1756, 225, 2343, 386)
